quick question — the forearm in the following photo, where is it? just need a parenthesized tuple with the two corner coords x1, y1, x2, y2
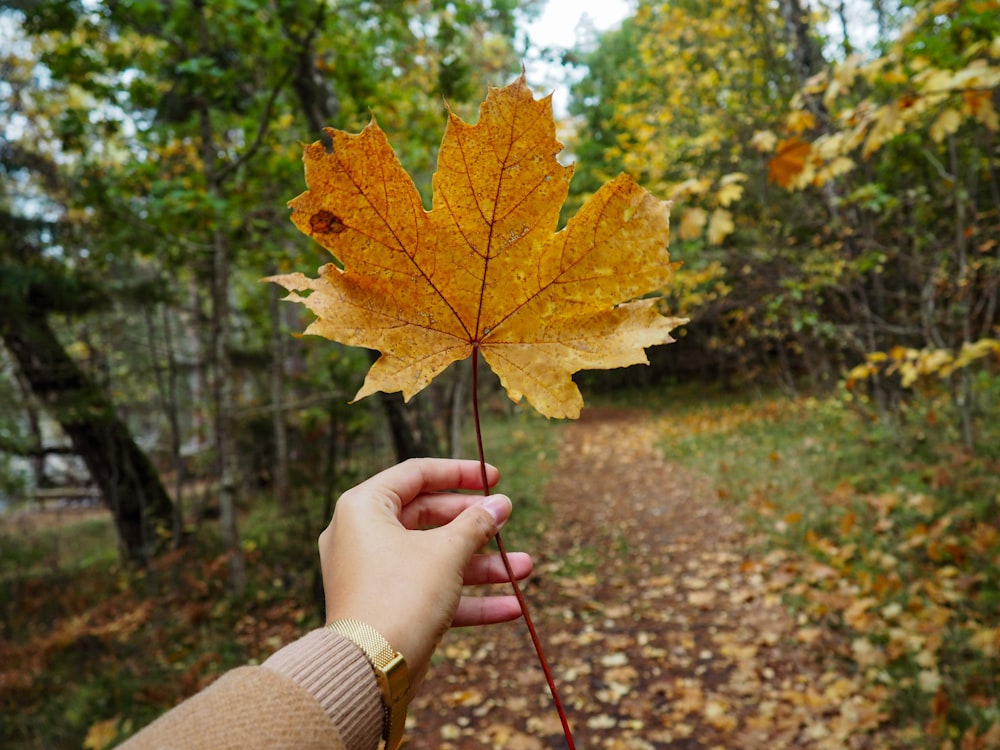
(263, 627, 383, 748)
(118, 629, 383, 750)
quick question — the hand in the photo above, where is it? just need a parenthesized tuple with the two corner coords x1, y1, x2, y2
(318, 458, 533, 692)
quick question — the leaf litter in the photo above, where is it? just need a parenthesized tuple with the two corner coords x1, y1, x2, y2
(405, 408, 889, 749)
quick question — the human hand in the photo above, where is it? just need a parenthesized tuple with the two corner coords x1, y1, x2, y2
(319, 458, 533, 692)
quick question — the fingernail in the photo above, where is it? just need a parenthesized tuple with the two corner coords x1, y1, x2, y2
(481, 494, 510, 526)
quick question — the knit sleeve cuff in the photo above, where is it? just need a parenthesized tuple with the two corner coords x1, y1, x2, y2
(262, 627, 382, 750)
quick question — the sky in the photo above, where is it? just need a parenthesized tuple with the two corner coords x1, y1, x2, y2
(520, 0, 633, 116)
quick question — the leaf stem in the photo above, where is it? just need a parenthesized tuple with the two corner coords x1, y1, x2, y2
(471, 349, 576, 749)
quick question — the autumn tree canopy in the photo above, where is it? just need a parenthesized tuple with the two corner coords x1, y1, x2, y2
(570, 0, 998, 448)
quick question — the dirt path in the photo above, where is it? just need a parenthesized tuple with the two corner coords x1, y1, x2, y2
(406, 408, 881, 749)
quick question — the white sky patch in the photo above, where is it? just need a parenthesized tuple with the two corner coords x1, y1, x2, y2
(520, 0, 633, 117)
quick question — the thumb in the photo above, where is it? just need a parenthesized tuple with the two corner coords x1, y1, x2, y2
(446, 494, 511, 558)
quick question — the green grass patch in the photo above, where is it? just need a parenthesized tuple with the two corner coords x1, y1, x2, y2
(462, 405, 564, 547)
(0, 514, 118, 580)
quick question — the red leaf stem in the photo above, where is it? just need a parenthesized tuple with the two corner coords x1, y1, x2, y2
(471, 348, 576, 749)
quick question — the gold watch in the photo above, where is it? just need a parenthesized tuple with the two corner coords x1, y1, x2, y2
(327, 619, 411, 749)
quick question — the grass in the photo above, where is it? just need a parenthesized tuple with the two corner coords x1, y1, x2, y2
(0, 513, 118, 580)
(462, 403, 564, 547)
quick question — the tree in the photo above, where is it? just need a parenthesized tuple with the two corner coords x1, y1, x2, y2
(0, 218, 174, 561)
(758, 0, 1000, 445)
(569, 0, 999, 443)
(569, 0, 820, 385)
(0, 0, 530, 575)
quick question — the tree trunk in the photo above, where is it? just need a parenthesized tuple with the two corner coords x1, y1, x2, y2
(872, 0, 889, 46)
(360, 351, 437, 461)
(280, 7, 436, 462)
(2, 310, 173, 562)
(195, 0, 246, 593)
(145, 303, 187, 549)
(378, 391, 436, 461)
(209, 222, 246, 591)
(780, 0, 824, 83)
(948, 134, 976, 450)
(836, 0, 853, 56)
(269, 272, 290, 510)
(12, 366, 47, 488)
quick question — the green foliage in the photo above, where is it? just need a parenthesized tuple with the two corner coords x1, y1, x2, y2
(0, 0, 531, 562)
(0, 516, 118, 581)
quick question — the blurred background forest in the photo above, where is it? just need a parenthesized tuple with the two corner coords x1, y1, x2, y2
(1, 0, 998, 748)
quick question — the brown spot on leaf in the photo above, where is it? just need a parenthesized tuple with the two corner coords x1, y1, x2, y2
(310, 210, 346, 235)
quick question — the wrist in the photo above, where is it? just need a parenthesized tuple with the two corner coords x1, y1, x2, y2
(328, 619, 412, 750)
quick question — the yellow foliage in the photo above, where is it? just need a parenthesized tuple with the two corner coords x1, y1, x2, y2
(751, 130, 778, 152)
(773, 5, 1000, 190)
(83, 717, 120, 750)
(715, 173, 747, 207)
(846, 339, 1000, 391)
(881, 69, 910, 86)
(671, 177, 713, 200)
(590, 0, 787, 207)
(719, 172, 748, 186)
(678, 207, 708, 240)
(969, 94, 1000, 129)
(715, 182, 743, 207)
(650, 261, 730, 318)
(768, 137, 812, 188)
(817, 156, 855, 184)
(707, 208, 735, 245)
(786, 110, 816, 133)
(863, 103, 904, 158)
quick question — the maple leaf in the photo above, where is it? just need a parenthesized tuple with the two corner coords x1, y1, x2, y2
(678, 207, 708, 240)
(707, 208, 735, 245)
(83, 717, 120, 750)
(269, 76, 685, 419)
(768, 136, 812, 188)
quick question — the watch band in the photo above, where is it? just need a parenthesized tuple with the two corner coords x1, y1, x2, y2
(327, 619, 411, 749)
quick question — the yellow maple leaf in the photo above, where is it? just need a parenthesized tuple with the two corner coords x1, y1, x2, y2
(707, 208, 735, 245)
(968, 93, 1000, 130)
(715, 182, 744, 208)
(678, 207, 708, 240)
(768, 137, 812, 188)
(269, 76, 686, 419)
(750, 129, 778, 152)
(785, 110, 816, 134)
(670, 176, 713, 199)
(863, 102, 904, 158)
(83, 717, 120, 750)
(929, 108, 963, 143)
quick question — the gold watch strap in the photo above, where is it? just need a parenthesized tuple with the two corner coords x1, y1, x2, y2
(327, 619, 410, 749)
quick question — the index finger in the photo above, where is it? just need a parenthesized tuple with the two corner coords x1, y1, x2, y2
(358, 458, 499, 510)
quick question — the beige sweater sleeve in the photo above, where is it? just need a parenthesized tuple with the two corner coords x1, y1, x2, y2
(118, 629, 383, 750)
